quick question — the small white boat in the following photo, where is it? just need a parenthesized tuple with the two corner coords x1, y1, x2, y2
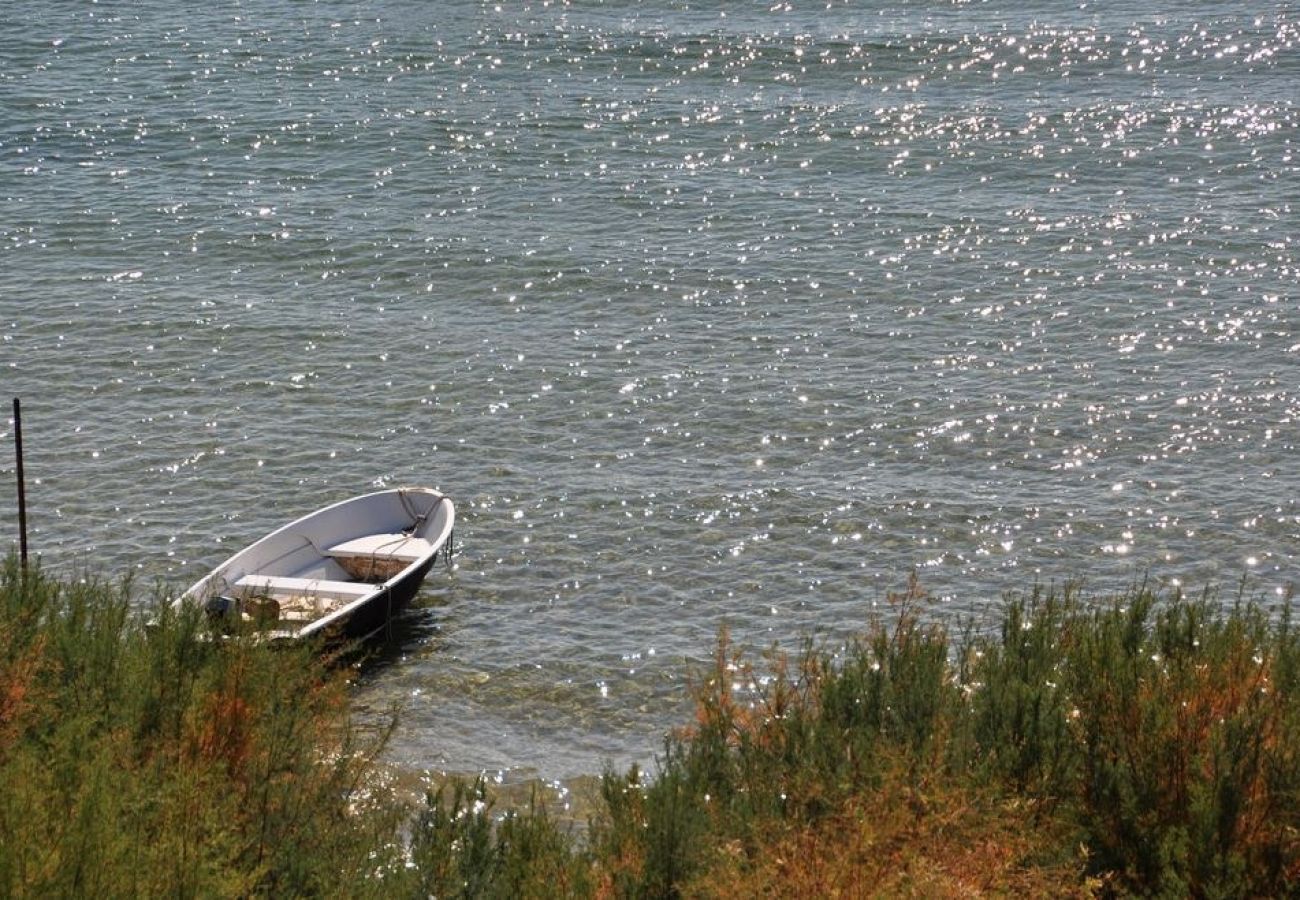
(180, 487, 455, 642)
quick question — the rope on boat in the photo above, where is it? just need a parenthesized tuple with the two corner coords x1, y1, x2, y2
(399, 488, 445, 536)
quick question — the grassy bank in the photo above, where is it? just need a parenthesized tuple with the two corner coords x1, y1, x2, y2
(3, 558, 1298, 896)
(0, 557, 409, 896)
(588, 578, 1300, 896)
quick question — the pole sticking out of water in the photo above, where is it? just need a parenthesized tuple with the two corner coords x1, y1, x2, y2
(13, 397, 27, 576)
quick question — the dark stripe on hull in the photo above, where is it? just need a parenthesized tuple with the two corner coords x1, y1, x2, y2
(330, 556, 438, 642)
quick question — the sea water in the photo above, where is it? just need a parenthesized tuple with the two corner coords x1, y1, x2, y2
(2, 0, 1296, 783)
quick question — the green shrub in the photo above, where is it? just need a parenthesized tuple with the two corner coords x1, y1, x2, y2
(965, 585, 1078, 794)
(408, 776, 591, 898)
(589, 579, 966, 897)
(6, 557, 1298, 896)
(1060, 586, 1300, 894)
(592, 579, 1300, 896)
(0, 557, 406, 897)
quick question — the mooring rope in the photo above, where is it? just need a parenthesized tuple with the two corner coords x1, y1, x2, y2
(399, 488, 445, 537)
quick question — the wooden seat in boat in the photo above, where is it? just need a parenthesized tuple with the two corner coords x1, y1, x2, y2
(324, 533, 435, 580)
(326, 533, 434, 562)
(234, 574, 374, 602)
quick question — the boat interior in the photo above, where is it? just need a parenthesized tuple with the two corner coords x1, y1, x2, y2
(193, 490, 453, 636)
(212, 532, 439, 632)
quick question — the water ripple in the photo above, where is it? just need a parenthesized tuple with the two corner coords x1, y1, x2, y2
(2, 0, 1296, 781)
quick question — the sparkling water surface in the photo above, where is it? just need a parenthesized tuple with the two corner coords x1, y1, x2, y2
(2, 0, 1297, 784)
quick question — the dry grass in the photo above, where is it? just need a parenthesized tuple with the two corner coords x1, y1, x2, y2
(590, 579, 1300, 897)
(685, 780, 1093, 898)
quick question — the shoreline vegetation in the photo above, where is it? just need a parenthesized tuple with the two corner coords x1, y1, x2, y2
(2, 557, 1298, 896)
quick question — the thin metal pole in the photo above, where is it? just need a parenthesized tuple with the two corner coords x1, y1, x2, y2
(13, 397, 27, 574)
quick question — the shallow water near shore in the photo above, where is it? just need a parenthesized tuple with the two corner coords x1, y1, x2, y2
(2, 0, 1297, 783)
